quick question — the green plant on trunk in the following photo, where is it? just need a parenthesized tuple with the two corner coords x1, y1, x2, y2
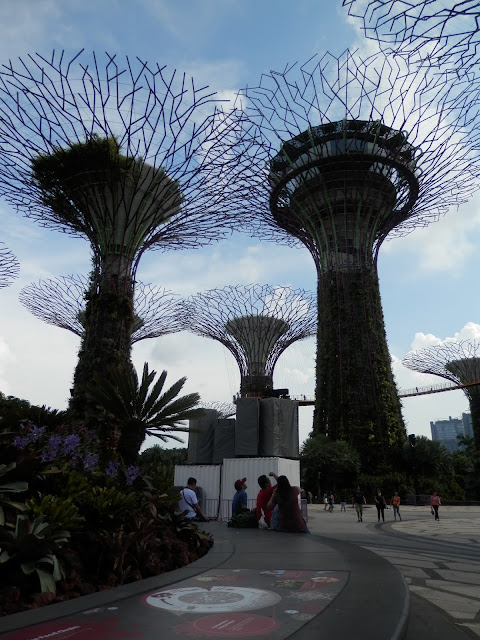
(0, 514, 69, 593)
(88, 362, 204, 464)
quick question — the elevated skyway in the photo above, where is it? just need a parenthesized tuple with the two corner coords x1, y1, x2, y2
(290, 379, 480, 406)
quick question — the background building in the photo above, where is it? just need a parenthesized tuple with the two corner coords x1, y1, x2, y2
(430, 413, 473, 452)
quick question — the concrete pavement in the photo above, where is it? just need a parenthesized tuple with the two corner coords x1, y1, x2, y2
(0, 518, 409, 640)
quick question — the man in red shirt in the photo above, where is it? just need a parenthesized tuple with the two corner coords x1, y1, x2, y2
(256, 471, 278, 526)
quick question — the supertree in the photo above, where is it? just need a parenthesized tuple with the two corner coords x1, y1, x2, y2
(0, 51, 249, 415)
(0, 242, 19, 288)
(19, 275, 183, 343)
(343, 0, 480, 69)
(199, 402, 236, 419)
(231, 50, 477, 465)
(403, 340, 480, 450)
(183, 284, 316, 397)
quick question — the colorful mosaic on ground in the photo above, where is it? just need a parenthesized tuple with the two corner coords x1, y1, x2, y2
(7, 569, 348, 639)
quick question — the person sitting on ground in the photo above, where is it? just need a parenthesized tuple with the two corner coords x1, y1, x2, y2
(179, 477, 209, 522)
(256, 471, 278, 526)
(266, 475, 308, 533)
(232, 477, 249, 516)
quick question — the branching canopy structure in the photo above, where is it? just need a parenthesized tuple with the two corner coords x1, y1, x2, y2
(403, 340, 480, 450)
(343, 1, 480, 69)
(232, 49, 477, 464)
(19, 275, 183, 343)
(0, 242, 19, 288)
(184, 284, 316, 397)
(0, 50, 249, 413)
(199, 401, 236, 419)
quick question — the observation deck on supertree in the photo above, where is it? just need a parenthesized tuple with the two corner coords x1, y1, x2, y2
(232, 49, 477, 465)
(19, 275, 184, 343)
(343, 0, 480, 69)
(0, 51, 249, 414)
(403, 340, 480, 451)
(0, 243, 19, 288)
(183, 284, 316, 398)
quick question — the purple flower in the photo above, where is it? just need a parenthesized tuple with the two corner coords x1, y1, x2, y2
(83, 453, 99, 473)
(124, 465, 140, 486)
(41, 435, 63, 462)
(13, 435, 30, 449)
(62, 434, 80, 456)
(28, 425, 45, 442)
(105, 460, 120, 478)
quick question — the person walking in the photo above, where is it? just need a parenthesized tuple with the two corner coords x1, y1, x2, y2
(340, 496, 346, 512)
(353, 486, 366, 522)
(375, 488, 386, 522)
(323, 493, 328, 511)
(431, 491, 441, 521)
(391, 491, 402, 521)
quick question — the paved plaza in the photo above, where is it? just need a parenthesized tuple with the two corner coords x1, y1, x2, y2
(307, 504, 480, 637)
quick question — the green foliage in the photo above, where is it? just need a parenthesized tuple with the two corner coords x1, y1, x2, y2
(0, 392, 68, 431)
(300, 435, 361, 495)
(88, 362, 204, 464)
(0, 462, 28, 525)
(0, 515, 69, 593)
(26, 494, 85, 531)
(77, 486, 139, 529)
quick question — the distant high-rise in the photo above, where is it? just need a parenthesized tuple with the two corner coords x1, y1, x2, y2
(430, 413, 473, 453)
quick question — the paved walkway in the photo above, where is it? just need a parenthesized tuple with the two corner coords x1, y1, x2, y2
(0, 519, 408, 640)
(307, 504, 480, 638)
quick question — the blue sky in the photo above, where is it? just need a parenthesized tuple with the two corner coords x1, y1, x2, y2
(0, 0, 479, 449)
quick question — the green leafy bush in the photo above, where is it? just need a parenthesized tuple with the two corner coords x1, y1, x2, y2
(26, 494, 85, 531)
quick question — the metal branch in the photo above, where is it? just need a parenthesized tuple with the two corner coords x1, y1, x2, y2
(19, 274, 184, 342)
(343, 1, 480, 69)
(0, 242, 19, 288)
(199, 401, 236, 419)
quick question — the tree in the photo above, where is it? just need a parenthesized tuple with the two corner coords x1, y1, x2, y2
(88, 363, 204, 465)
(300, 435, 361, 497)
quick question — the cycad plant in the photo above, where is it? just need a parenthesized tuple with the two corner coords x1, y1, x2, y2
(89, 362, 204, 464)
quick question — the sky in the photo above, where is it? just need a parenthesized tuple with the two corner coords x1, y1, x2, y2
(0, 0, 480, 451)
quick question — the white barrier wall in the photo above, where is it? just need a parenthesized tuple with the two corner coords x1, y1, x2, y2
(174, 458, 301, 521)
(174, 464, 222, 518)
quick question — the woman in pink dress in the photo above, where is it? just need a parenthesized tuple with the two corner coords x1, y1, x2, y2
(267, 475, 308, 533)
(430, 491, 441, 521)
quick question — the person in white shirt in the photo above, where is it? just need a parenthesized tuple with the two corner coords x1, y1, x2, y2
(179, 477, 209, 521)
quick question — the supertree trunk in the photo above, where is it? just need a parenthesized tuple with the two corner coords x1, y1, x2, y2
(314, 267, 404, 466)
(69, 257, 134, 417)
(465, 388, 480, 452)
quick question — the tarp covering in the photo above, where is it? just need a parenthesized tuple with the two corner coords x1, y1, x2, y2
(235, 398, 260, 456)
(213, 419, 236, 463)
(187, 409, 217, 463)
(259, 398, 299, 458)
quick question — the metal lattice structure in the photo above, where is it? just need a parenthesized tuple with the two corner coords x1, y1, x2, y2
(403, 340, 480, 449)
(0, 242, 19, 288)
(0, 51, 249, 412)
(184, 284, 316, 397)
(232, 49, 478, 464)
(199, 402, 236, 419)
(19, 275, 183, 343)
(343, 1, 480, 68)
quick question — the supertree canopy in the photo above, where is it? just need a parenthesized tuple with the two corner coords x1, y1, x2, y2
(19, 275, 183, 343)
(343, 0, 480, 69)
(199, 402, 236, 419)
(0, 242, 19, 288)
(184, 284, 316, 397)
(403, 340, 480, 450)
(0, 50, 248, 413)
(232, 49, 477, 465)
